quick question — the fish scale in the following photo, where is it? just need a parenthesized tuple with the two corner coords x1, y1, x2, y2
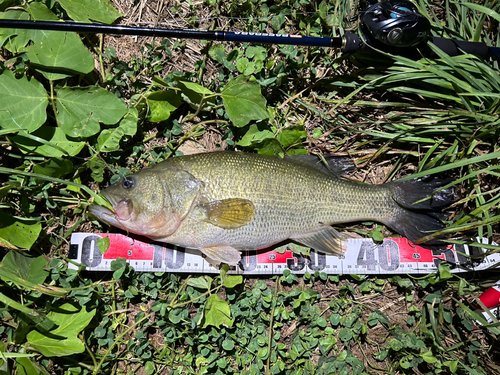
(89, 151, 455, 265)
(145, 153, 393, 249)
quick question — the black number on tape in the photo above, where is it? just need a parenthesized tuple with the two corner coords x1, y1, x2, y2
(357, 240, 400, 272)
(379, 240, 400, 271)
(153, 245, 163, 269)
(357, 242, 377, 271)
(287, 253, 306, 271)
(308, 252, 326, 271)
(164, 247, 185, 269)
(432, 247, 456, 268)
(239, 250, 257, 272)
(81, 235, 102, 267)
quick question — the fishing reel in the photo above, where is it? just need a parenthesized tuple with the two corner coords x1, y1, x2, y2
(361, 0, 431, 48)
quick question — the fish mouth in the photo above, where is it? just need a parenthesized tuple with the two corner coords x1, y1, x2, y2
(88, 202, 128, 232)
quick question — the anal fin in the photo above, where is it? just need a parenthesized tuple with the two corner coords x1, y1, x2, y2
(201, 245, 242, 266)
(291, 226, 345, 256)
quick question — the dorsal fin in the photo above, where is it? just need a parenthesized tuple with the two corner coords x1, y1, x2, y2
(285, 154, 354, 176)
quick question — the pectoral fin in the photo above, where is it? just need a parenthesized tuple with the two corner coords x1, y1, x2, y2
(201, 245, 242, 266)
(291, 226, 345, 255)
(201, 198, 255, 229)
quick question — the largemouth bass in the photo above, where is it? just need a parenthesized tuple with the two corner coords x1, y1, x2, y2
(89, 152, 454, 265)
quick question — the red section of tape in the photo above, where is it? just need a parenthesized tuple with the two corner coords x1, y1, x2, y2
(101, 233, 156, 261)
(478, 286, 500, 309)
(257, 249, 295, 263)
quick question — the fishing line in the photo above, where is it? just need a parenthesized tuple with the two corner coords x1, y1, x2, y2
(174, 12, 349, 22)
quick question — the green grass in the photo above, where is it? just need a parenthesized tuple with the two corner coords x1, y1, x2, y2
(0, 0, 500, 373)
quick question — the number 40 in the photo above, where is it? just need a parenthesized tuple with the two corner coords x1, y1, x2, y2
(357, 240, 400, 271)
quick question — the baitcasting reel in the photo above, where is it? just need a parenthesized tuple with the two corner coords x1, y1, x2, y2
(362, 0, 431, 47)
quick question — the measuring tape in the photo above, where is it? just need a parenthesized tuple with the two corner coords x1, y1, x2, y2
(68, 233, 499, 275)
(69, 233, 500, 323)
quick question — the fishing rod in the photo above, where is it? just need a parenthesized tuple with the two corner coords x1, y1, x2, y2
(0, 0, 498, 61)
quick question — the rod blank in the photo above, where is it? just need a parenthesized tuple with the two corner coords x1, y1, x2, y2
(0, 19, 345, 48)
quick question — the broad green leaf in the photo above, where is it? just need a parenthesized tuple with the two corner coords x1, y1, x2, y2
(16, 357, 50, 375)
(146, 91, 182, 122)
(221, 75, 268, 127)
(201, 294, 233, 328)
(57, 0, 122, 23)
(420, 350, 438, 363)
(209, 44, 228, 64)
(222, 338, 234, 351)
(246, 46, 267, 61)
(0, 5, 57, 53)
(276, 128, 307, 149)
(110, 257, 128, 279)
(0, 71, 48, 133)
(25, 3, 64, 44)
(120, 107, 138, 136)
(178, 81, 214, 95)
(26, 303, 96, 357)
(27, 2, 60, 22)
(256, 138, 285, 156)
(271, 14, 285, 31)
(445, 360, 459, 373)
(97, 108, 138, 152)
(0, 10, 30, 53)
(10, 127, 85, 157)
(97, 128, 125, 152)
(370, 228, 384, 242)
(236, 57, 255, 75)
(144, 361, 155, 375)
(33, 158, 73, 179)
(56, 87, 128, 138)
(186, 277, 211, 290)
(86, 158, 105, 183)
(273, 242, 310, 256)
(235, 124, 274, 147)
(339, 327, 354, 342)
(97, 237, 110, 255)
(178, 81, 216, 111)
(26, 31, 95, 81)
(0, 214, 41, 250)
(222, 275, 243, 289)
(2, 251, 48, 285)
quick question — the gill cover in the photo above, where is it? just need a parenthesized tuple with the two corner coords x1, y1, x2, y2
(94, 166, 205, 239)
(138, 167, 205, 237)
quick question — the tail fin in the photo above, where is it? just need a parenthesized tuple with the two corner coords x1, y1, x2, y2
(385, 177, 456, 246)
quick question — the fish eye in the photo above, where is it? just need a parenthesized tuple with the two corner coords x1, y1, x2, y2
(122, 177, 135, 189)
